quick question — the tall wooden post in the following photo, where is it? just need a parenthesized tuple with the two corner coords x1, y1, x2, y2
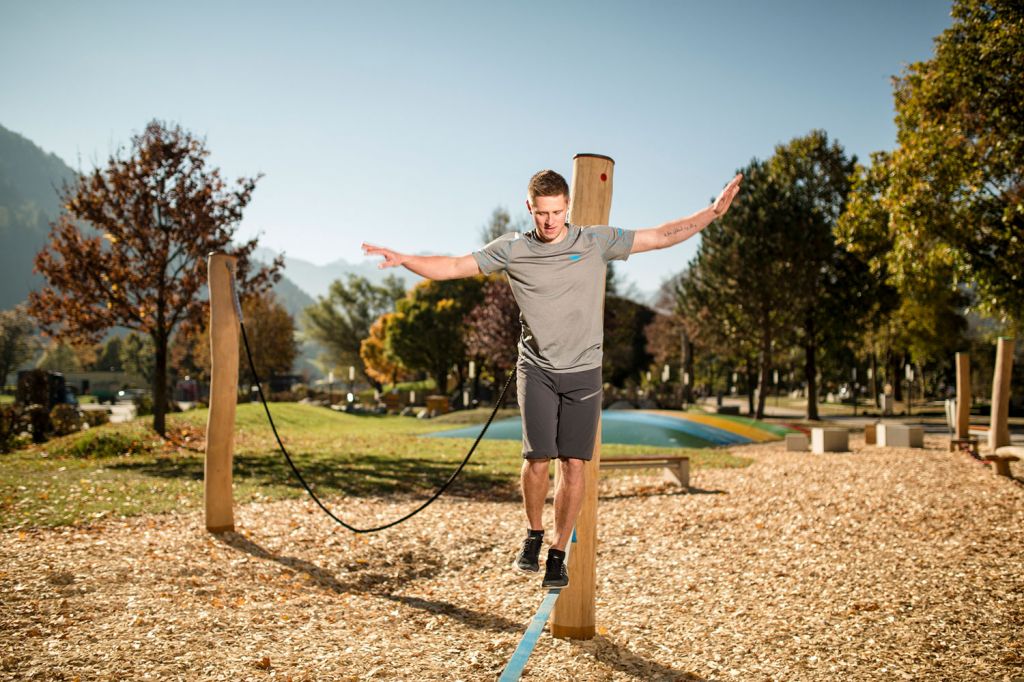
(955, 353, 970, 439)
(551, 153, 614, 641)
(205, 253, 239, 532)
(988, 337, 1015, 450)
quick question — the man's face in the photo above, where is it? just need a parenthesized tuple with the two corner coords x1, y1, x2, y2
(526, 194, 569, 244)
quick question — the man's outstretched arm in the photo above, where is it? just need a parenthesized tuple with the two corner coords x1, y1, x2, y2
(361, 243, 481, 280)
(631, 173, 743, 254)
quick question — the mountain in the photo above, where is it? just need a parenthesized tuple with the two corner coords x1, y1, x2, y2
(252, 247, 415, 300)
(0, 124, 78, 309)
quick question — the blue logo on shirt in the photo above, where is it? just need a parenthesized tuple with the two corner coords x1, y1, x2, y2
(568, 254, 581, 261)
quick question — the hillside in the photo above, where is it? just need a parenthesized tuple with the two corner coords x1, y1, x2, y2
(0, 124, 78, 309)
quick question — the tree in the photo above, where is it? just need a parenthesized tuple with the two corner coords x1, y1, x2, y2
(27, 120, 280, 435)
(37, 340, 94, 373)
(187, 291, 298, 387)
(679, 160, 797, 419)
(769, 130, 877, 420)
(360, 313, 409, 386)
(237, 291, 299, 386)
(92, 336, 124, 372)
(120, 333, 156, 385)
(386, 277, 486, 394)
(302, 274, 405, 391)
(603, 296, 655, 387)
(479, 207, 526, 245)
(465, 275, 521, 375)
(0, 307, 37, 389)
(879, 0, 1024, 323)
(838, 153, 967, 398)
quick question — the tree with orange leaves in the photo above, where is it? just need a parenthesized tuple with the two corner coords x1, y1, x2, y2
(28, 120, 282, 435)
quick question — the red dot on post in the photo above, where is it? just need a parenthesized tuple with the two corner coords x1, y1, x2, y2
(600, 173, 607, 182)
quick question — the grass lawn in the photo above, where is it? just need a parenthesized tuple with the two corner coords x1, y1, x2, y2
(0, 403, 751, 529)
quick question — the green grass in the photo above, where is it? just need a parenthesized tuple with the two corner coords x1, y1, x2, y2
(0, 402, 751, 529)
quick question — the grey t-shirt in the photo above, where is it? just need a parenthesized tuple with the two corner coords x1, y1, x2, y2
(473, 224, 635, 372)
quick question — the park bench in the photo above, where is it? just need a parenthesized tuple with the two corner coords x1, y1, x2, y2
(984, 446, 1022, 478)
(601, 455, 689, 488)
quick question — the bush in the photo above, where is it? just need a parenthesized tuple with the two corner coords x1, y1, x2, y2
(82, 410, 110, 428)
(133, 393, 153, 417)
(0, 404, 27, 453)
(50, 404, 84, 436)
(55, 431, 152, 458)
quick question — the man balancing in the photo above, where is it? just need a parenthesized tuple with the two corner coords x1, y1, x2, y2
(363, 169, 742, 589)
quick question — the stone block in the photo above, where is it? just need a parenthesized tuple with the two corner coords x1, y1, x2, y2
(878, 424, 923, 448)
(785, 433, 809, 452)
(811, 427, 849, 453)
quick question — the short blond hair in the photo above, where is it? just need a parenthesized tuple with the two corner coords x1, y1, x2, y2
(527, 170, 569, 203)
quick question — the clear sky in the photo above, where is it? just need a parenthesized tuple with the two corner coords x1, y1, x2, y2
(1, 0, 952, 295)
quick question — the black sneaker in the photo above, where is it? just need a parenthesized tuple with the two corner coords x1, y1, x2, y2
(513, 533, 543, 573)
(542, 549, 568, 589)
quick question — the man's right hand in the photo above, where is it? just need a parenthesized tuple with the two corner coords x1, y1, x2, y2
(361, 243, 481, 280)
(362, 243, 405, 269)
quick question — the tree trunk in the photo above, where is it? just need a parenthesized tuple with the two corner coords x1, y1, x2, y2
(802, 310, 820, 420)
(890, 354, 902, 401)
(746, 360, 756, 417)
(755, 333, 771, 420)
(153, 332, 168, 436)
(681, 330, 694, 405)
(804, 340, 819, 421)
(870, 352, 879, 407)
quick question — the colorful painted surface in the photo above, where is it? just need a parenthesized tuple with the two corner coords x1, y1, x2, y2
(427, 410, 794, 448)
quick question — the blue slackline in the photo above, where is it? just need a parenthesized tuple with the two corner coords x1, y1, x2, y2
(499, 528, 577, 682)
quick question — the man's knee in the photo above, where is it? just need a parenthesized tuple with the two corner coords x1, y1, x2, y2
(558, 457, 585, 481)
(523, 459, 550, 477)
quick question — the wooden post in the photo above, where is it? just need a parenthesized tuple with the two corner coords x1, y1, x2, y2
(955, 353, 970, 439)
(988, 337, 1015, 451)
(204, 253, 239, 533)
(551, 153, 614, 641)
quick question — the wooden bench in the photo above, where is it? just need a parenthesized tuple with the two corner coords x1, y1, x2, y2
(985, 446, 1023, 478)
(601, 455, 689, 488)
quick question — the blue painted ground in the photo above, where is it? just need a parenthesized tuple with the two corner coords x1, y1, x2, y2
(428, 410, 763, 448)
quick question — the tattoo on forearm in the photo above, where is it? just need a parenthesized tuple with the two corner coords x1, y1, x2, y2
(663, 222, 698, 240)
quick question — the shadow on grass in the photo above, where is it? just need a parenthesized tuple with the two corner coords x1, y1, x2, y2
(107, 450, 520, 501)
(216, 531, 524, 634)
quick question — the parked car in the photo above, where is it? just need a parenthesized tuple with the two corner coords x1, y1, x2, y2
(116, 388, 149, 403)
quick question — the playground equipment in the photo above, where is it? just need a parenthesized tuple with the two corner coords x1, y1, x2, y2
(951, 339, 1018, 478)
(205, 253, 239, 533)
(549, 152, 614, 641)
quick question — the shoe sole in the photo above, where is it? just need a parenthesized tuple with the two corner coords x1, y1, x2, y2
(511, 556, 539, 574)
(542, 579, 569, 589)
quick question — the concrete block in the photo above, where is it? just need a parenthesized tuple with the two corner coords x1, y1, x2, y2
(785, 433, 809, 452)
(878, 424, 923, 448)
(811, 427, 849, 453)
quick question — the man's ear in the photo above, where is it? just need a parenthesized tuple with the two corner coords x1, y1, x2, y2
(524, 198, 533, 214)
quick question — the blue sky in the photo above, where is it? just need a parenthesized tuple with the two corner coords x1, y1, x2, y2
(1, 1, 952, 294)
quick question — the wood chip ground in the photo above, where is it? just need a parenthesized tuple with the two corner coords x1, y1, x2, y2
(2, 434, 1023, 681)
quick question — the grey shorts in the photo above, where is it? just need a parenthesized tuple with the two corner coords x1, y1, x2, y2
(517, 362, 603, 461)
